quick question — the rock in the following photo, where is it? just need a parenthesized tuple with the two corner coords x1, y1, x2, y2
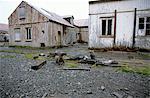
(42, 93, 48, 98)
(112, 92, 123, 98)
(39, 53, 45, 56)
(86, 90, 93, 94)
(127, 95, 134, 98)
(100, 86, 105, 91)
(33, 56, 38, 59)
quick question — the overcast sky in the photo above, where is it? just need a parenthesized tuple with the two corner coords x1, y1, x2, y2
(0, 0, 90, 24)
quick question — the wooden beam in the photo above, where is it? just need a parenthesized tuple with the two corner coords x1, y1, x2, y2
(132, 8, 137, 48)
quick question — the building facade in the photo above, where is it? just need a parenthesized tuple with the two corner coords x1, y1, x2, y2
(89, 0, 150, 49)
(74, 19, 89, 43)
(8, 1, 73, 47)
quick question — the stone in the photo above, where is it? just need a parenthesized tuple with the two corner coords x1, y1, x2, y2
(42, 93, 48, 98)
(39, 53, 45, 56)
(100, 86, 105, 91)
(127, 95, 134, 98)
(112, 92, 123, 98)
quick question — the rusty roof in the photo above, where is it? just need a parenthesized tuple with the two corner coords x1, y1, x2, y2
(0, 23, 8, 33)
(74, 19, 88, 27)
(14, 1, 74, 27)
(26, 1, 74, 27)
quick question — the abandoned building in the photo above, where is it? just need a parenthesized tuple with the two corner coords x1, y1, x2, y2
(8, 1, 74, 47)
(74, 19, 89, 43)
(89, 0, 150, 50)
(0, 23, 9, 42)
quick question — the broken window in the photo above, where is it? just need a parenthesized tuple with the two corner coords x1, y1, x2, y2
(108, 19, 112, 35)
(146, 17, 150, 35)
(26, 28, 32, 40)
(15, 28, 21, 41)
(19, 6, 26, 19)
(101, 18, 113, 36)
(102, 20, 106, 35)
(139, 18, 144, 29)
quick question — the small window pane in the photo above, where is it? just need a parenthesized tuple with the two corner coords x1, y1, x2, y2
(146, 30, 150, 35)
(19, 7, 25, 18)
(139, 18, 144, 23)
(139, 18, 145, 29)
(15, 28, 21, 41)
(146, 24, 150, 29)
(102, 20, 106, 35)
(26, 28, 32, 39)
(108, 19, 112, 35)
(147, 17, 150, 22)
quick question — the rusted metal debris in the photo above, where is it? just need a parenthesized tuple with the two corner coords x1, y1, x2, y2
(31, 60, 47, 70)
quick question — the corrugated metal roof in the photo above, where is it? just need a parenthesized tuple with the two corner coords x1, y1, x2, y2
(25, 1, 74, 27)
(89, 0, 123, 4)
(0, 23, 8, 33)
(74, 19, 88, 27)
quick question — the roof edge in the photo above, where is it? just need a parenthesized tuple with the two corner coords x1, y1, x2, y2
(89, 0, 124, 4)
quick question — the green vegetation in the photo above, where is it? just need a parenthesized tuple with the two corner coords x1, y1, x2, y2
(140, 53, 150, 59)
(0, 55, 16, 59)
(0, 50, 24, 54)
(118, 65, 150, 76)
(24, 53, 34, 59)
(65, 60, 79, 68)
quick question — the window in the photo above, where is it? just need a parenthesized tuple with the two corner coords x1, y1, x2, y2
(14, 28, 21, 41)
(26, 28, 32, 40)
(42, 30, 45, 34)
(101, 18, 113, 36)
(19, 7, 25, 19)
(138, 17, 150, 35)
(139, 18, 144, 29)
(102, 20, 106, 35)
(146, 17, 150, 35)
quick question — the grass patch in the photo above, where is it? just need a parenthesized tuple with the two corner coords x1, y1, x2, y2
(118, 65, 150, 76)
(140, 54, 150, 59)
(0, 50, 24, 54)
(0, 55, 16, 59)
(65, 60, 79, 68)
(24, 53, 34, 59)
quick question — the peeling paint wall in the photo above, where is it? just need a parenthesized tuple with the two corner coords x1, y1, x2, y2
(89, 0, 150, 49)
(8, 1, 65, 47)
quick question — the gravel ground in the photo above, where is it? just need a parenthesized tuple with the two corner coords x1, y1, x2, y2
(0, 44, 150, 98)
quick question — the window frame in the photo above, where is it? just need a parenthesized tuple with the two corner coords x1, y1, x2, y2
(146, 17, 150, 35)
(18, 6, 26, 19)
(138, 17, 150, 36)
(14, 28, 21, 42)
(100, 17, 114, 37)
(26, 27, 32, 41)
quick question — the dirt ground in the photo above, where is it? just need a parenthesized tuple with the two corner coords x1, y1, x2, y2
(0, 43, 150, 98)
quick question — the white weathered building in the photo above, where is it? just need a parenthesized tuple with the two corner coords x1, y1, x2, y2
(89, 0, 150, 50)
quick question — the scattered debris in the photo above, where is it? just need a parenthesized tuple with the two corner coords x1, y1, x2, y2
(62, 68, 90, 71)
(31, 60, 47, 70)
(33, 56, 39, 59)
(42, 93, 48, 98)
(89, 50, 95, 59)
(79, 59, 96, 65)
(112, 92, 123, 98)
